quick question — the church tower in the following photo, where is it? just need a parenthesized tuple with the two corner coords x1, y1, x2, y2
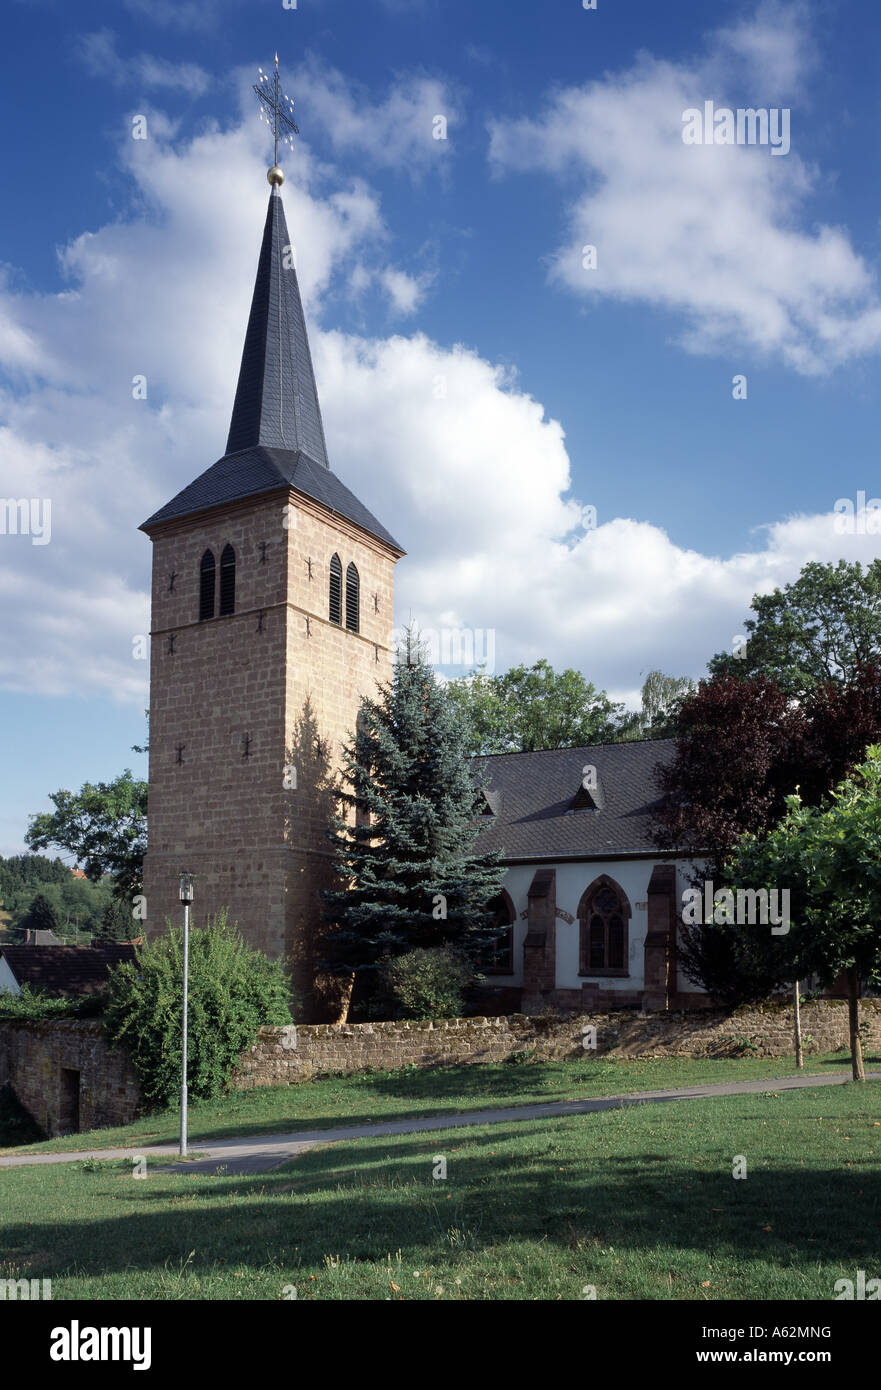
(140, 65, 404, 1016)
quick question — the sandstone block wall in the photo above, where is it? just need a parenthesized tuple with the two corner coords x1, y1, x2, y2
(3, 1001, 878, 1138)
(0, 1020, 140, 1137)
(232, 999, 881, 1086)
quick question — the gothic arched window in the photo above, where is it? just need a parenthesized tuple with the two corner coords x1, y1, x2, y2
(482, 889, 516, 974)
(329, 553, 342, 625)
(345, 562, 360, 633)
(199, 550, 215, 621)
(219, 543, 236, 616)
(577, 876, 631, 977)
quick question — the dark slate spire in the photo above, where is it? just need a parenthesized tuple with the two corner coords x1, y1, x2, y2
(141, 69, 404, 555)
(225, 189, 330, 466)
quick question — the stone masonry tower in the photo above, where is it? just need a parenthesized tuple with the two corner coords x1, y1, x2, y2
(140, 94, 404, 1017)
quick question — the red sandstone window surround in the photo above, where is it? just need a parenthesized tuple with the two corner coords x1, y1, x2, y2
(577, 875, 631, 977)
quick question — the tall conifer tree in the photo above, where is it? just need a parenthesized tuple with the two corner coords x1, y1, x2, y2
(19, 892, 62, 943)
(322, 629, 505, 983)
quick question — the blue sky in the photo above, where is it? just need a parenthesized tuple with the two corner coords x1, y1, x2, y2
(3, 0, 881, 855)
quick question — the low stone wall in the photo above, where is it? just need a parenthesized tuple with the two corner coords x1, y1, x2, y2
(231, 999, 881, 1087)
(2, 1000, 879, 1136)
(0, 1020, 140, 1138)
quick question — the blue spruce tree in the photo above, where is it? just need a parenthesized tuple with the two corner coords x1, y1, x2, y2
(322, 628, 506, 1000)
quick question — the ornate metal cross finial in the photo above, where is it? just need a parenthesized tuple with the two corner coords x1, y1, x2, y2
(254, 53, 299, 184)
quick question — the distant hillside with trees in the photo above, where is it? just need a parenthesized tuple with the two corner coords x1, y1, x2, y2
(0, 854, 133, 943)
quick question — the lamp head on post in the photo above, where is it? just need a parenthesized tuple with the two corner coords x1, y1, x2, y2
(179, 872, 195, 906)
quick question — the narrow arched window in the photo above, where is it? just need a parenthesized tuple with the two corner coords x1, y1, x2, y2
(329, 553, 342, 625)
(577, 876, 631, 977)
(345, 562, 360, 633)
(219, 543, 236, 616)
(199, 550, 215, 621)
(482, 890, 515, 974)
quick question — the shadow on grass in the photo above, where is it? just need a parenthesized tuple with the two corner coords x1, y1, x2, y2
(173, 1060, 876, 1145)
(0, 1062, 583, 1153)
(175, 1062, 597, 1141)
(5, 1116, 879, 1286)
(3, 1057, 873, 1155)
(817, 1052, 881, 1066)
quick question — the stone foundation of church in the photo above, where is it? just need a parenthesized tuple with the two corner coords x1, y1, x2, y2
(533, 986, 711, 1013)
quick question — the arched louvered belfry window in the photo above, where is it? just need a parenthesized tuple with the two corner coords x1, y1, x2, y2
(577, 875, 631, 977)
(329, 553, 342, 625)
(199, 550, 215, 621)
(219, 543, 236, 616)
(482, 889, 516, 974)
(345, 562, 360, 633)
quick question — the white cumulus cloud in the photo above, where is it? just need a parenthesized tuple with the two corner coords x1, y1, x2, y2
(1, 54, 879, 721)
(488, 1, 880, 376)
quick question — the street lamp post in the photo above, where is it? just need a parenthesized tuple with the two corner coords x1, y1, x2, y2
(178, 872, 195, 1157)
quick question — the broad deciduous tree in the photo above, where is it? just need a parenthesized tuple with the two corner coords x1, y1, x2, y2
(721, 749, 881, 1080)
(446, 658, 623, 756)
(709, 559, 881, 696)
(617, 669, 695, 740)
(25, 771, 147, 900)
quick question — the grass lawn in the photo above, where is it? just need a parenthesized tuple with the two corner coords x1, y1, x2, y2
(0, 1049, 872, 1156)
(0, 1081, 878, 1299)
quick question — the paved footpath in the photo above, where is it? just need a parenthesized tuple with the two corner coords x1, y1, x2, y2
(0, 1070, 877, 1177)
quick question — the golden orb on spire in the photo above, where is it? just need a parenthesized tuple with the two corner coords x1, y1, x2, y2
(267, 164, 285, 187)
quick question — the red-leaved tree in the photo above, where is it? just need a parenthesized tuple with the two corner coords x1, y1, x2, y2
(654, 665, 881, 1005)
(652, 674, 804, 873)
